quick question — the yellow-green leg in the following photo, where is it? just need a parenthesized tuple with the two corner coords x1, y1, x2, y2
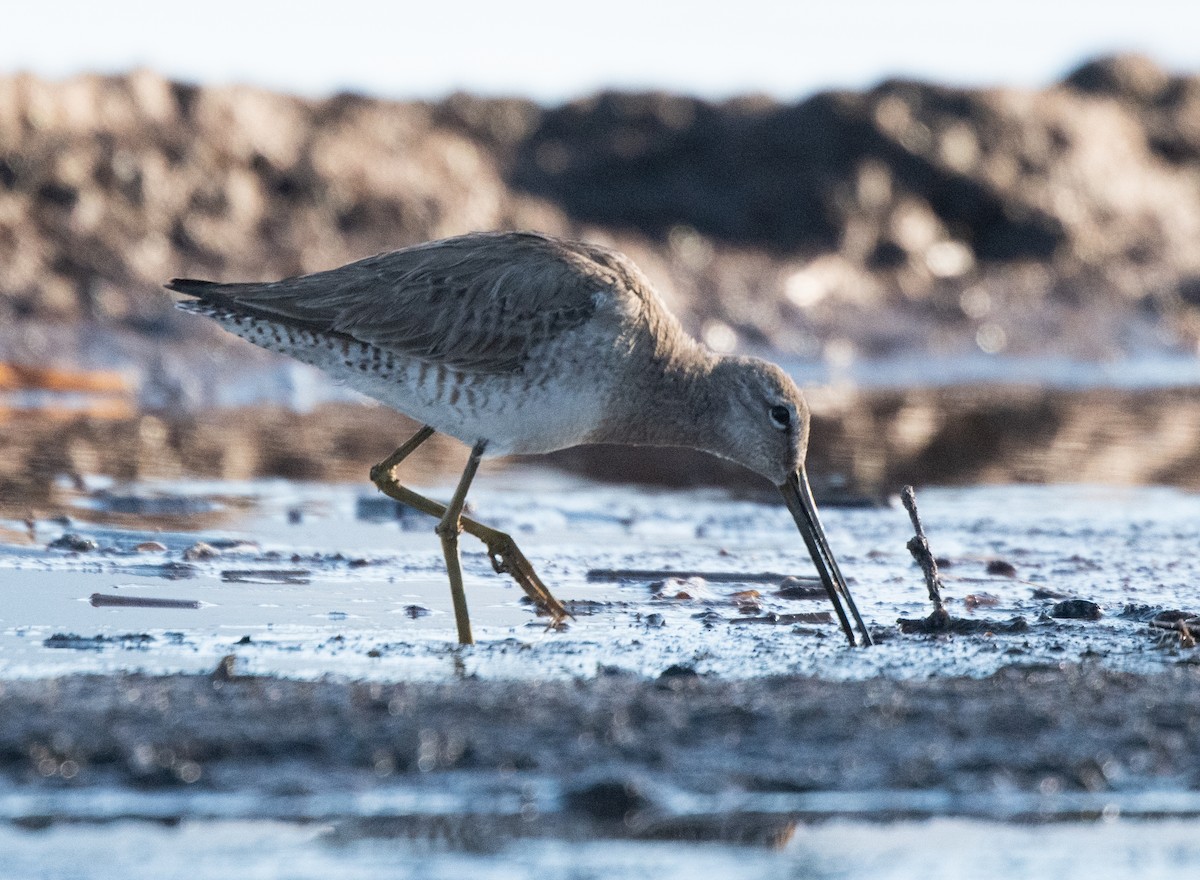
(434, 439, 487, 644)
(369, 427, 570, 642)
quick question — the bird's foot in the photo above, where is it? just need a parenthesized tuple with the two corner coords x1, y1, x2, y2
(483, 532, 572, 624)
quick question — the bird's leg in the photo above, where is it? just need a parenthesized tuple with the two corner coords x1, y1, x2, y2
(435, 440, 487, 645)
(369, 428, 570, 624)
(369, 425, 437, 483)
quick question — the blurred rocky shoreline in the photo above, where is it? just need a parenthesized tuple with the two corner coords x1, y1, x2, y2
(2, 53, 1200, 371)
(3, 55, 1200, 499)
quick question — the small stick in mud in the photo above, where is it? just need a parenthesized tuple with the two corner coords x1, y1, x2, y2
(89, 593, 201, 610)
(901, 486, 950, 626)
(586, 569, 819, 585)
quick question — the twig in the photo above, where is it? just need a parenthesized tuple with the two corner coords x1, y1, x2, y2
(89, 593, 200, 609)
(901, 486, 948, 620)
(1148, 616, 1199, 647)
(586, 569, 818, 585)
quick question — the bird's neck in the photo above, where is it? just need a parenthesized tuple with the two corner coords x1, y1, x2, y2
(593, 339, 726, 451)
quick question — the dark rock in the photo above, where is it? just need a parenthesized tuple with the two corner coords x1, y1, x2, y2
(1050, 599, 1103, 620)
(1150, 609, 1197, 625)
(658, 664, 698, 678)
(47, 533, 98, 552)
(1031, 587, 1071, 600)
(898, 613, 1028, 634)
(563, 780, 652, 822)
(182, 542, 220, 561)
(986, 559, 1018, 578)
(1118, 604, 1162, 621)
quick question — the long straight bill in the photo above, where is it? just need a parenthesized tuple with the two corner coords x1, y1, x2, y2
(780, 468, 873, 647)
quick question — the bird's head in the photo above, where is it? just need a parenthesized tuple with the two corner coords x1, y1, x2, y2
(704, 355, 873, 648)
(706, 355, 811, 485)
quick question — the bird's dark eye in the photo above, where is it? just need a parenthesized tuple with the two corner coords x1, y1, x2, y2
(769, 405, 791, 429)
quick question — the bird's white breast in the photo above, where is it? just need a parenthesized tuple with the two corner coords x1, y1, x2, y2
(207, 309, 613, 456)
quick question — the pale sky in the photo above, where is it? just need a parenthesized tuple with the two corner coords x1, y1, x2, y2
(4, 0, 1197, 102)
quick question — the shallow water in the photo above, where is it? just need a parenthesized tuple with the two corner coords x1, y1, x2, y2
(1, 471, 1197, 681)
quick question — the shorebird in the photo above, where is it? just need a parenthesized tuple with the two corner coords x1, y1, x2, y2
(168, 231, 872, 647)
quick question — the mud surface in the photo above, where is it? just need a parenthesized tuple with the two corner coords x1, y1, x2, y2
(2, 665, 1200, 825)
(2, 474, 1199, 874)
(3, 477, 1200, 680)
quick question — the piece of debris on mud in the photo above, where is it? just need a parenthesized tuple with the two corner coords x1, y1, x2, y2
(1050, 599, 1103, 620)
(559, 599, 618, 616)
(731, 589, 763, 614)
(47, 533, 98, 552)
(731, 611, 833, 626)
(900, 485, 950, 627)
(42, 632, 155, 650)
(1032, 586, 1072, 600)
(650, 576, 714, 601)
(898, 615, 1029, 635)
(630, 813, 797, 848)
(220, 569, 311, 585)
(986, 559, 1019, 577)
(658, 664, 699, 679)
(1149, 609, 1199, 627)
(1148, 611, 1200, 647)
(1119, 603, 1163, 621)
(182, 541, 220, 560)
(897, 487, 1029, 636)
(122, 561, 197, 580)
(89, 593, 201, 610)
(964, 592, 1001, 610)
(564, 779, 653, 823)
(206, 538, 259, 553)
(587, 569, 809, 584)
(775, 577, 826, 600)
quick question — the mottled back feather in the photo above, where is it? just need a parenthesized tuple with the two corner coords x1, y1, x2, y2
(168, 231, 653, 374)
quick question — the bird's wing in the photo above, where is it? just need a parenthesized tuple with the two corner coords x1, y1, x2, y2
(168, 232, 624, 373)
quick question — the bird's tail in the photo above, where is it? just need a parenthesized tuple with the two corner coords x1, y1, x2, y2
(167, 278, 275, 318)
(165, 278, 222, 298)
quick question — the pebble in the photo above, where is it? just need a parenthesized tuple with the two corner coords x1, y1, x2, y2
(182, 542, 220, 561)
(1050, 599, 1103, 620)
(47, 533, 98, 553)
(986, 560, 1018, 577)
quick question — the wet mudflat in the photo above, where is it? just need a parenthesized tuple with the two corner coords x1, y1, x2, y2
(2, 474, 1198, 679)
(1, 473, 1199, 875)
